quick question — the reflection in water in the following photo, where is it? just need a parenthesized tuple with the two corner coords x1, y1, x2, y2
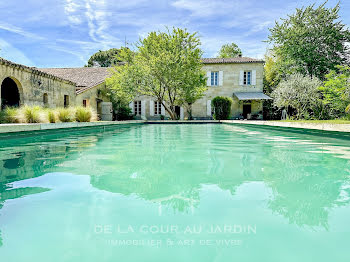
(3, 153, 25, 169)
(0, 124, 350, 251)
(0, 125, 136, 247)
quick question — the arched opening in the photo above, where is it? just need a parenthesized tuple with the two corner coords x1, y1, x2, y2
(1, 77, 21, 109)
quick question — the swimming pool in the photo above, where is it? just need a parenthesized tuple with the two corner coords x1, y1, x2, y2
(0, 124, 349, 262)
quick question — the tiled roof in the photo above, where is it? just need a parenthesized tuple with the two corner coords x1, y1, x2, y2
(0, 57, 76, 85)
(40, 67, 112, 92)
(201, 57, 264, 64)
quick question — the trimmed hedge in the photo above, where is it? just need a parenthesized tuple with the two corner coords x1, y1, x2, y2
(211, 96, 232, 120)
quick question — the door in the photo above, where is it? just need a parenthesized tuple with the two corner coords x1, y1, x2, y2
(175, 106, 181, 119)
(243, 104, 251, 119)
(101, 102, 113, 121)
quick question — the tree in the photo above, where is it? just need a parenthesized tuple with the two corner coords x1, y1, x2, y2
(272, 73, 323, 119)
(267, 2, 350, 80)
(86, 48, 123, 67)
(263, 54, 283, 120)
(106, 28, 207, 120)
(217, 43, 242, 58)
(319, 65, 350, 118)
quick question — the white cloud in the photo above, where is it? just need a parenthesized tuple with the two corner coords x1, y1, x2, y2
(0, 22, 44, 40)
(172, 0, 243, 17)
(64, 0, 85, 25)
(0, 38, 34, 66)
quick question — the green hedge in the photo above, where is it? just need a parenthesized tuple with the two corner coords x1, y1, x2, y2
(116, 105, 134, 120)
(211, 96, 232, 120)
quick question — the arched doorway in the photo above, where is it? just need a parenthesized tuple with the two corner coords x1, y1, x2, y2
(1, 77, 21, 109)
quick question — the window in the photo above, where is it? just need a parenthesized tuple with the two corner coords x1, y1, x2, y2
(134, 101, 141, 115)
(43, 93, 48, 106)
(243, 71, 251, 85)
(83, 99, 90, 107)
(154, 101, 162, 115)
(64, 95, 69, 108)
(211, 71, 219, 86)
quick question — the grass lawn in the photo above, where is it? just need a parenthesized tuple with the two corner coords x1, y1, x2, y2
(276, 120, 350, 124)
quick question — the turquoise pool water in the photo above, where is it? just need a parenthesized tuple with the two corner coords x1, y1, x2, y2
(0, 124, 350, 262)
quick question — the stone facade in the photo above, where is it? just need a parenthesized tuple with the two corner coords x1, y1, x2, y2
(194, 61, 265, 119)
(0, 59, 77, 109)
(130, 58, 268, 120)
(0, 58, 110, 117)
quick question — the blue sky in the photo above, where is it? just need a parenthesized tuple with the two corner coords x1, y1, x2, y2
(0, 0, 349, 68)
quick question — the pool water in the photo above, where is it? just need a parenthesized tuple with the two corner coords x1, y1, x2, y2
(0, 124, 350, 262)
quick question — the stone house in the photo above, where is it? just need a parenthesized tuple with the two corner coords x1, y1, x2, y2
(0, 57, 111, 118)
(130, 57, 271, 120)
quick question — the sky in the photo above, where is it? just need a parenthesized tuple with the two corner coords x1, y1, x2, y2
(0, 0, 349, 68)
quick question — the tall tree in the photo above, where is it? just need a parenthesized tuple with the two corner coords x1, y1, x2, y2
(106, 28, 207, 120)
(319, 65, 350, 118)
(86, 48, 123, 67)
(267, 2, 350, 80)
(217, 43, 242, 58)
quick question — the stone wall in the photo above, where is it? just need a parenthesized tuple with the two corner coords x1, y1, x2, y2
(0, 61, 77, 108)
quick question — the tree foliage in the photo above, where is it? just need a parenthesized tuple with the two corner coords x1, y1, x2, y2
(211, 96, 232, 120)
(272, 74, 323, 119)
(267, 2, 350, 80)
(319, 65, 350, 118)
(86, 48, 123, 67)
(217, 43, 242, 58)
(106, 28, 207, 120)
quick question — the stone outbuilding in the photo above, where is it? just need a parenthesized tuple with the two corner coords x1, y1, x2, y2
(0, 57, 111, 117)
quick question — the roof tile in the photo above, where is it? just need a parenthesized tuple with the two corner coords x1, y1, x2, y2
(201, 57, 264, 64)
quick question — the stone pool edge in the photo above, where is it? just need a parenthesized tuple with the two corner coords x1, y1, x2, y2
(0, 120, 222, 135)
(221, 120, 350, 133)
(1, 120, 350, 135)
(0, 120, 146, 134)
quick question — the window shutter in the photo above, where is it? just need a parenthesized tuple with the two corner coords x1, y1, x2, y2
(219, 71, 223, 86)
(180, 107, 184, 120)
(239, 71, 244, 85)
(141, 100, 146, 117)
(129, 101, 134, 114)
(207, 71, 211, 86)
(150, 100, 154, 116)
(207, 100, 212, 116)
(161, 101, 165, 115)
(252, 70, 257, 85)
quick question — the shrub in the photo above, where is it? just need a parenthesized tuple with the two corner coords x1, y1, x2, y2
(0, 107, 21, 123)
(116, 105, 133, 121)
(75, 106, 97, 122)
(21, 105, 44, 123)
(211, 96, 232, 120)
(57, 108, 75, 122)
(47, 109, 57, 123)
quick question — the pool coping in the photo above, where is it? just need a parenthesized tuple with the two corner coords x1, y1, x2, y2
(0, 120, 222, 134)
(0, 120, 146, 134)
(221, 120, 350, 133)
(1, 119, 350, 135)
